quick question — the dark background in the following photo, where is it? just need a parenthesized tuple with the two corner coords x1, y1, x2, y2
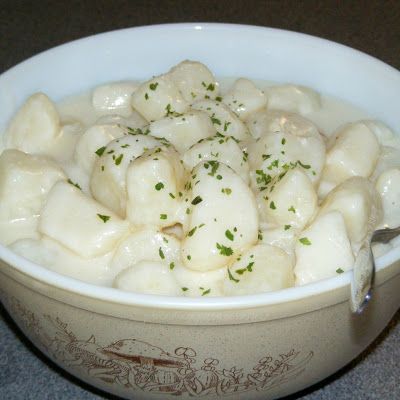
(0, 1, 399, 399)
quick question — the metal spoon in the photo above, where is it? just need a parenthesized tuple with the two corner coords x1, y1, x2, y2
(350, 226, 400, 314)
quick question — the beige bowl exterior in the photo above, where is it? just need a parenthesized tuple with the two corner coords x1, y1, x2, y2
(1, 256, 399, 400)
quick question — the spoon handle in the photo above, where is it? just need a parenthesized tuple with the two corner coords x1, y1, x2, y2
(351, 226, 400, 314)
(371, 226, 400, 244)
(350, 243, 374, 314)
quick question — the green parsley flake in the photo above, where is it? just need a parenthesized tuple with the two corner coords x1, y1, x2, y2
(191, 195, 203, 205)
(216, 243, 233, 256)
(215, 96, 222, 102)
(95, 146, 106, 157)
(207, 161, 220, 177)
(299, 237, 312, 245)
(181, 287, 189, 292)
(258, 231, 263, 240)
(267, 159, 279, 170)
(281, 138, 286, 145)
(158, 247, 165, 259)
(270, 201, 276, 210)
(155, 182, 165, 191)
(188, 227, 197, 237)
(336, 268, 344, 274)
(236, 262, 254, 275)
(67, 179, 81, 190)
(284, 224, 291, 230)
(149, 82, 159, 90)
(187, 255, 192, 260)
(115, 154, 123, 165)
(255, 169, 272, 187)
(160, 214, 167, 220)
(211, 116, 221, 125)
(97, 214, 110, 223)
(297, 160, 311, 169)
(221, 188, 232, 195)
(225, 229, 234, 241)
(228, 268, 239, 283)
(165, 103, 172, 116)
(169, 192, 175, 199)
(206, 83, 215, 91)
(144, 93, 149, 100)
(169, 262, 175, 270)
(201, 288, 211, 296)
(288, 205, 296, 213)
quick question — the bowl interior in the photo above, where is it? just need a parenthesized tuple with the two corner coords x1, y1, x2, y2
(0, 23, 399, 309)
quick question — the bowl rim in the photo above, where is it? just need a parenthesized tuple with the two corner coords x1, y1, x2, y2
(0, 22, 399, 311)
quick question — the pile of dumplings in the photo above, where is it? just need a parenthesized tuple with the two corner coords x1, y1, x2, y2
(1, 60, 399, 297)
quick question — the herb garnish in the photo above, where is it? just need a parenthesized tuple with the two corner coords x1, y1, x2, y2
(228, 269, 239, 283)
(216, 243, 233, 256)
(97, 214, 110, 223)
(155, 182, 165, 191)
(225, 230, 234, 241)
(299, 237, 312, 245)
(95, 146, 106, 157)
(191, 196, 203, 205)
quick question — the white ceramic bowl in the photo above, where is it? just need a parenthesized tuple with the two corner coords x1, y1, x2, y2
(0, 23, 399, 400)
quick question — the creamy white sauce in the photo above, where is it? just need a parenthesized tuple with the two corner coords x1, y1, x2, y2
(1, 65, 399, 294)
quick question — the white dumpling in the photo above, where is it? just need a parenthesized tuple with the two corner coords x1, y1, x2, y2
(39, 181, 130, 258)
(259, 168, 317, 231)
(168, 60, 219, 102)
(321, 122, 380, 190)
(126, 146, 187, 228)
(173, 263, 225, 297)
(223, 78, 267, 120)
(246, 109, 322, 141)
(131, 74, 189, 121)
(294, 211, 354, 285)
(319, 177, 382, 251)
(183, 134, 250, 184)
(4, 93, 61, 155)
(92, 81, 138, 117)
(362, 120, 400, 149)
(259, 226, 296, 264)
(181, 161, 258, 272)
(0, 150, 66, 245)
(110, 227, 181, 277)
(247, 128, 325, 189)
(113, 260, 181, 296)
(94, 111, 147, 129)
(90, 134, 160, 217)
(10, 237, 115, 286)
(371, 146, 400, 183)
(266, 84, 321, 114)
(74, 124, 126, 174)
(192, 99, 250, 141)
(375, 168, 400, 228)
(148, 110, 216, 153)
(223, 244, 294, 295)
